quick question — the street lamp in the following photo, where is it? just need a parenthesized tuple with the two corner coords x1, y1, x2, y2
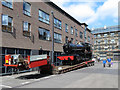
(39, 46, 43, 54)
(51, 11, 54, 65)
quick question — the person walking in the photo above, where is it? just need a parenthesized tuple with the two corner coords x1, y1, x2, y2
(103, 59, 106, 67)
(107, 58, 111, 67)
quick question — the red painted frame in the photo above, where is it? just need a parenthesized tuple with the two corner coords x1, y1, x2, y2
(57, 56, 74, 61)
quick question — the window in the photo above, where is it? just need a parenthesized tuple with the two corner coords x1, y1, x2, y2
(39, 10, 49, 24)
(111, 33, 114, 37)
(71, 27, 73, 34)
(2, 0, 13, 9)
(98, 46, 101, 50)
(88, 36, 90, 42)
(65, 24, 68, 32)
(65, 36, 68, 43)
(23, 1, 31, 16)
(23, 21, 31, 36)
(54, 18, 61, 29)
(2, 14, 13, 32)
(104, 39, 108, 44)
(112, 46, 115, 50)
(54, 33, 62, 43)
(94, 40, 96, 44)
(104, 34, 107, 37)
(38, 27, 51, 41)
(75, 29, 78, 37)
(94, 35, 96, 38)
(71, 38, 73, 44)
(97, 34, 101, 38)
(98, 40, 101, 43)
(111, 39, 115, 43)
(80, 31, 83, 39)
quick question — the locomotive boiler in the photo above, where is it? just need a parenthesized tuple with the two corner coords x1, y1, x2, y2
(57, 42, 92, 65)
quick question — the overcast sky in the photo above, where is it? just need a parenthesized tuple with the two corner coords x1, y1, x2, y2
(51, 0, 119, 29)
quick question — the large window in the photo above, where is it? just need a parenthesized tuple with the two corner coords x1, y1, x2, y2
(23, 21, 31, 36)
(75, 29, 78, 37)
(38, 27, 51, 41)
(71, 27, 73, 35)
(80, 31, 83, 39)
(23, 1, 31, 16)
(2, 0, 13, 9)
(39, 10, 49, 24)
(65, 24, 68, 32)
(54, 33, 62, 43)
(2, 14, 13, 32)
(54, 18, 61, 29)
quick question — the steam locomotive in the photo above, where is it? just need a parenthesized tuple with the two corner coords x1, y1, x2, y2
(57, 42, 92, 65)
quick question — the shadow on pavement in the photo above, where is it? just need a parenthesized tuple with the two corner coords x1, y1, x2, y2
(16, 73, 51, 80)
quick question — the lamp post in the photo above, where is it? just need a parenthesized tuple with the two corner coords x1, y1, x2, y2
(51, 11, 54, 64)
(39, 46, 43, 55)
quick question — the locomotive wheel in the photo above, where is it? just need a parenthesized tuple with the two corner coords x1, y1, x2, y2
(87, 63, 89, 67)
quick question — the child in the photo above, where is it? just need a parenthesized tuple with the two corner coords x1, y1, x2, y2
(103, 59, 106, 67)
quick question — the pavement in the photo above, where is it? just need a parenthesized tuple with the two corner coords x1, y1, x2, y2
(0, 61, 119, 88)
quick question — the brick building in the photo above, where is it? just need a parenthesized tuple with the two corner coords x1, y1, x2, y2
(0, 0, 93, 73)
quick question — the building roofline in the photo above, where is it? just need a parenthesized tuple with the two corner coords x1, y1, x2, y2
(81, 23, 88, 26)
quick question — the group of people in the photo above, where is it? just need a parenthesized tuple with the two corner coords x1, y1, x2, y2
(103, 58, 112, 67)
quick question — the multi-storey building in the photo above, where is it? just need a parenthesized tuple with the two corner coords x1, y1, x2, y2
(92, 25, 120, 61)
(0, 0, 93, 73)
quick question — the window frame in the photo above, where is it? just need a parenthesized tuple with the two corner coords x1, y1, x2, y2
(88, 36, 90, 42)
(2, 14, 13, 33)
(2, 0, 13, 9)
(54, 18, 62, 30)
(71, 27, 74, 35)
(38, 27, 51, 41)
(80, 31, 83, 39)
(54, 32, 62, 43)
(65, 23, 68, 33)
(75, 29, 78, 37)
(23, 21, 31, 37)
(23, 1, 31, 16)
(39, 9, 50, 24)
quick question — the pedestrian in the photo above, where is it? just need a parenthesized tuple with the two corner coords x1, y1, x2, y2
(107, 58, 111, 67)
(103, 59, 106, 67)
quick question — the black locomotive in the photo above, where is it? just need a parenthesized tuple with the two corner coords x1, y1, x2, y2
(57, 42, 92, 65)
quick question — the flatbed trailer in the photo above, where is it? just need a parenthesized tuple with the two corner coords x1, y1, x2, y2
(4, 54, 94, 75)
(52, 60, 94, 74)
